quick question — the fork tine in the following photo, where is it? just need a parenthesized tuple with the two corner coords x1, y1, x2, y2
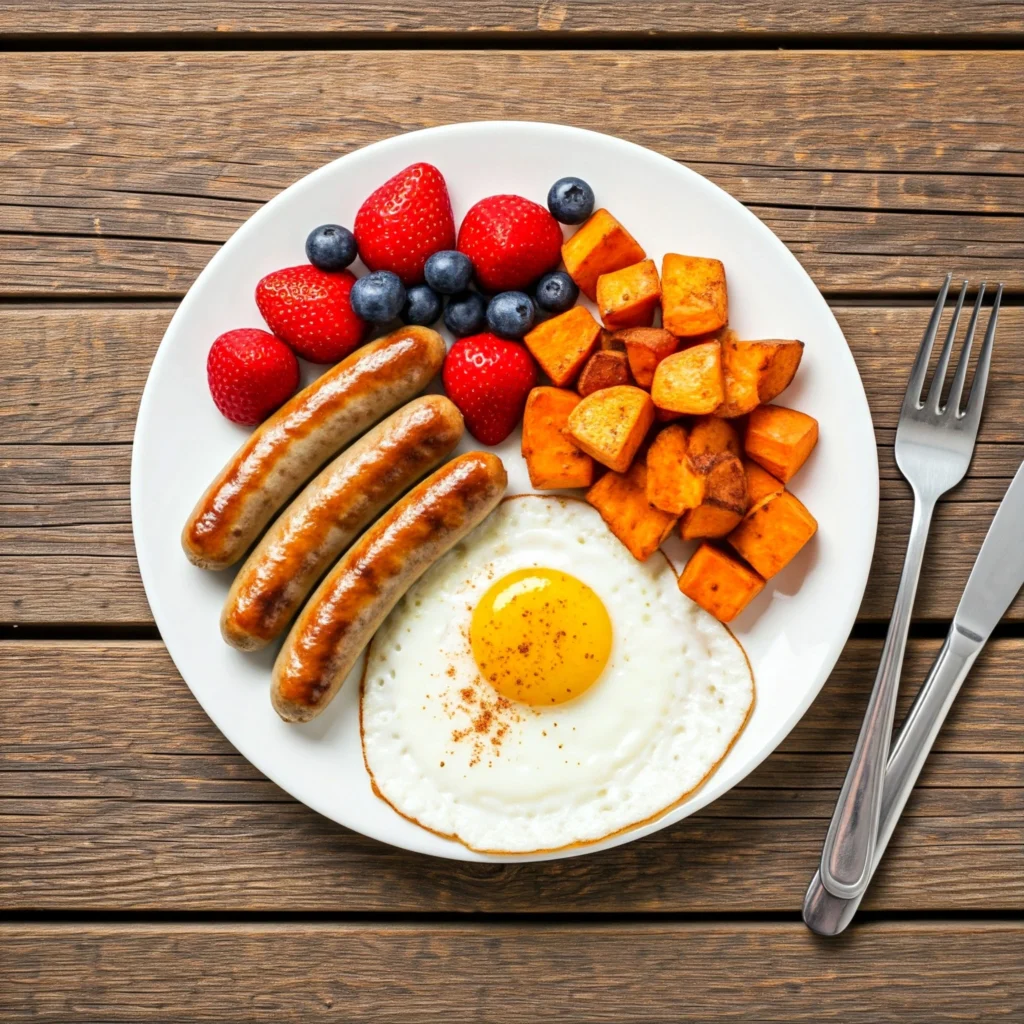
(925, 279, 968, 411)
(902, 273, 952, 412)
(944, 283, 985, 416)
(961, 283, 1002, 425)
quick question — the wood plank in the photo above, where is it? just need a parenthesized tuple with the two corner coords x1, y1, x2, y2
(1, 1, 1022, 36)
(1, 640, 1019, 912)
(1, 52, 1022, 297)
(4, 305, 1023, 624)
(1, 922, 1021, 1023)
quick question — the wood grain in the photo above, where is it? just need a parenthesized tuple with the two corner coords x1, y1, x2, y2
(1, 1, 1022, 36)
(1, 52, 1022, 297)
(2, 921, 1021, 1023)
(0, 640, 1019, 913)
(3, 305, 1023, 625)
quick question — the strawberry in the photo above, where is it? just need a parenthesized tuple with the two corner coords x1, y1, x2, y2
(457, 195, 563, 293)
(442, 333, 538, 445)
(255, 266, 366, 363)
(207, 328, 300, 426)
(354, 162, 455, 285)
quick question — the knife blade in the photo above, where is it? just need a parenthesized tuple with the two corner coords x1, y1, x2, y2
(803, 456, 1024, 935)
(952, 456, 1024, 643)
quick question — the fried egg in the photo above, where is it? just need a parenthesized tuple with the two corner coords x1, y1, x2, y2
(360, 495, 754, 854)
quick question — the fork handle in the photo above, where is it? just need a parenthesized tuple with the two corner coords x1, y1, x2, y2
(819, 493, 937, 899)
(803, 626, 981, 934)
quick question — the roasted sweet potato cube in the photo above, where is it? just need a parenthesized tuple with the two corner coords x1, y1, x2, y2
(561, 209, 646, 300)
(719, 337, 805, 418)
(661, 254, 728, 337)
(743, 458, 785, 505)
(521, 387, 595, 490)
(651, 340, 724, 414)
(687, 416, 741, 469)
(577, 349, 631, 397)
(678, 453, 748, 539)
(646, 424, 706, 515)
(728, 490, 817, 578)
(566, 385, 655, 473)
(679, 543, 766, 623)
(679, 504, 744, 540)
(523, 305, 601, 387)
(619, 327, 679, 389)
(745, 404, 819, 482)
(586, 460, 678, 561)
(596, 259, 661, 330)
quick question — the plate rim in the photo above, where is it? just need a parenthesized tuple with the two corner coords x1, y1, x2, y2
(131, 120, 879, 862)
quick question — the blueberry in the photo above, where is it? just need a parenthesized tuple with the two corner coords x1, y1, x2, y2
(443, 291, 487, 338)
(425, 250, 474, 295)
(486, 291, 536, 340)
(401, 284, 443, 326)
(534, 271, 579, 314)
(547, 176, 595, 225)
(350, 271, 406, 324)
(305, 224, 357, 272)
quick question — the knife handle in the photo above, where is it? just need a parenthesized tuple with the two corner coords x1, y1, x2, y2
(803, 625, 982, 935)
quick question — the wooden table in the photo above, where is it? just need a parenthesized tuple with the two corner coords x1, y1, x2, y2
(2, 4, 1023, 1020)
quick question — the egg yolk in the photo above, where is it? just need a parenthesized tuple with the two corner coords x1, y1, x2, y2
(470, 568, 612, 706)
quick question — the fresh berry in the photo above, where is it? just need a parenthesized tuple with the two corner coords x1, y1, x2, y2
(534, 270, 579, 314)
(255, 265, 366, 363)
(354, 162, 455, 285)
(547, 176, 595, 225)
(305, 224, 357, 272)
(443, 290, 487, 338)
(350, 270, 407, 324)
(206, 328, 300, 426)
(486, 291, 536, 340)
(442, 333, 538, 445)
(401, 284, 443, 326)
(457, 194, 563, 293)
(424, 249, 473, 295)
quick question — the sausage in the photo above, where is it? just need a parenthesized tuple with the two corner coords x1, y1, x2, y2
(182, 326, 447, 570)
(271, 451, 507, 723)
(221, 395, 464, 651)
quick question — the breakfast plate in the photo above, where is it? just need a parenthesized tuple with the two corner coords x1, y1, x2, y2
(131, 121, 878, 861)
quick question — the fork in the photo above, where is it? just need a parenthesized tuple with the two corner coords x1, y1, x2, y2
(818, 274, 997, 900)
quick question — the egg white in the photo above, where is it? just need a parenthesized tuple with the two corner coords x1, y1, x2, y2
(360, 495, 754, 854)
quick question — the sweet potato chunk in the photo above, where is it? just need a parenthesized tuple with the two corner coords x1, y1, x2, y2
(728, 490, 817, 579)
(661, 254, 728, 338)
(566, 385, 654, 473)
(687, 416, 741, 470)
(745, 404, 819, 482)
(586, 460, 678, 561)
(646, 424, 706, 514)
(619, 327, 679, 389)
(562, 209, 646, 300)
(651, 341, 724, 414)
(678, 452, 748, 540)
(596, 259, 661, 330)
(719, 337, 805, 418)
(523, 305, 601, 387)
(577, 349, 631, 397)
(521, 387, 595, 490)
(679, 543, 766, 624)
(743, 458, 785, 505)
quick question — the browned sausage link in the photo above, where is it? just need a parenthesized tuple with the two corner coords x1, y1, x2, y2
(272, 451, 507, 723)
(221, 395, 464, 651)
(181, 326, 447, 570)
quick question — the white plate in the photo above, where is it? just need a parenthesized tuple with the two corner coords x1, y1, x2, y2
(132, 122, 878, 862)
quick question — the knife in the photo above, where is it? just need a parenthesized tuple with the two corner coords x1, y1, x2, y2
(803, 456, 1024, 935)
